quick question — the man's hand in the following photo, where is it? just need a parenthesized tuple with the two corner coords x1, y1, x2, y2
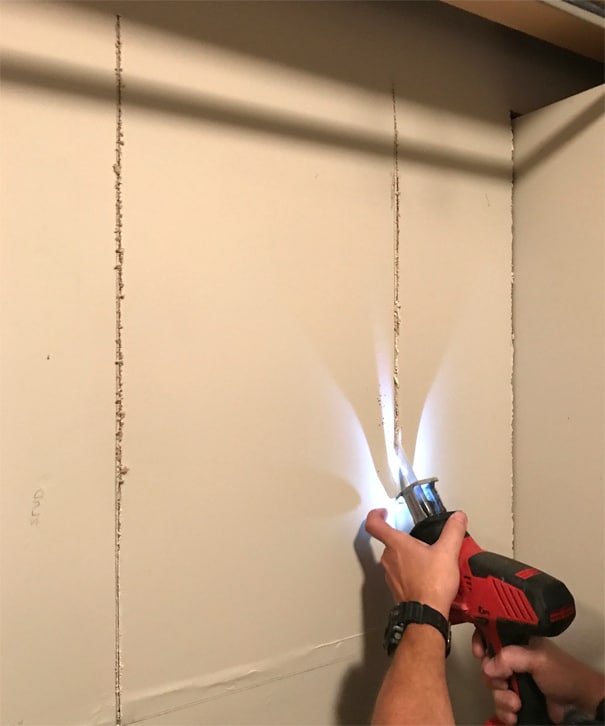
(472, 632, 605, 725)
(364, 509, 467, 618)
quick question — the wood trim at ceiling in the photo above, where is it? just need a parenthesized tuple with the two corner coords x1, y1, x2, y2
(440, 0, 605, 61)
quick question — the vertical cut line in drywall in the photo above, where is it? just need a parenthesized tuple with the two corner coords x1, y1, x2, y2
(392, 87, 402, 452)
(510, 111, 516, 559)
(114, 14, 125, 726)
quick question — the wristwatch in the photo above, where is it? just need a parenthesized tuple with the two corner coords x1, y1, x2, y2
(384, 601, 451, 657)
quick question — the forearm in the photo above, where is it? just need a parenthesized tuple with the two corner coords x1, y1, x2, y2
(574, 664, 605, 717)
(372, 625, 454, 726)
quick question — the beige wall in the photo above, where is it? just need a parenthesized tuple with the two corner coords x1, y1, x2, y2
(1, 2, 601, 724)
(0, 6, 117, 725)
(513, 85, 605, 673)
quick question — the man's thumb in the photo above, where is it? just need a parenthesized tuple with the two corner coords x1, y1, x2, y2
(436, 511, 468, 553)
(365, 508, 396, 546)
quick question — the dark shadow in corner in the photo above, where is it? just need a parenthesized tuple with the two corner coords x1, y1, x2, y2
(336, 522, 392, 725)
(514, 93, 604, 177)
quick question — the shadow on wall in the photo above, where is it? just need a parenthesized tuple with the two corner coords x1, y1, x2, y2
(3, 1, 602, 180)
(513, 93, 604, 178)
(63, 1, 604, 120)
(2, 49, 601, 184)
(559, 601, 605, 671)
(0, 51, 509, 180)
(336, 523, 392, 725)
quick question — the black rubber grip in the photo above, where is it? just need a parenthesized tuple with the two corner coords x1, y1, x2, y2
(499, 627, 554, 725)
(513, 672, 553, 725)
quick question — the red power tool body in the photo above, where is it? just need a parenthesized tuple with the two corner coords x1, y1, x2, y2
(399, 476, 576, 725)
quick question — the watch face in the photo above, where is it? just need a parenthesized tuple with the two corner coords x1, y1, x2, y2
(445, 623, 452, 656)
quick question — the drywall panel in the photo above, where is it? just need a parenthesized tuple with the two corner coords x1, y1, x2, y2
(106, 4, 571, 724)
(0, 4, 116, 723)
(513, 85, 605, 671)
(114, 17, 396, 725)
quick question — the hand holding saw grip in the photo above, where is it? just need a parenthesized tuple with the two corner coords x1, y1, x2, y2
(410, 511, 575, 725)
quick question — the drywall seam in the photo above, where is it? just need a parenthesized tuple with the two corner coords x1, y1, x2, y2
(392, 87, 401, 451)
(114, 14, 125, 726)
(91, 632, 372, 725)
(510, 112, 516, 558)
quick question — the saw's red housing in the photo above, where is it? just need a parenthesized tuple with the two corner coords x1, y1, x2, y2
(410, 512, 575, 725)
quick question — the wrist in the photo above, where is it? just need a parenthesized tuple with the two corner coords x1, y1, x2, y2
(393, 623, 446, 669)
(384, 601, 451, 657)
(576, 670, 605, 717)
(406, 595, 451, 620)
(402, 623, 449, 648)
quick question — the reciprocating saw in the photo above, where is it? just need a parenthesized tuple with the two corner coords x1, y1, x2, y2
(395, 447, 576, 726)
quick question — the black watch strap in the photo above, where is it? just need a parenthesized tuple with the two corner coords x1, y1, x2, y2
(383, 601, 451, 657)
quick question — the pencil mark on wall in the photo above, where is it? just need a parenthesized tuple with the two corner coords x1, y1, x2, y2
(113, 14, 125, 726)
(392, 87, 401, 452)
(30, 488, 44, 526)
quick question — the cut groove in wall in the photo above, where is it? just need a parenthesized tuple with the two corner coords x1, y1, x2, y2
(114, 14, 125, 726)
(510, 110, 516, 559)
(392, 87, 402, 452)
(95, 632, 372, 726)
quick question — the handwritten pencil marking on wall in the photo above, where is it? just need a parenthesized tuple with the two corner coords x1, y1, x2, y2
(30, 488, 44, 526)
